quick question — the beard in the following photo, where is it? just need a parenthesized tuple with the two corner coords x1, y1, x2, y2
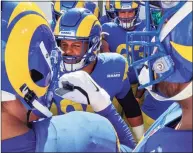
(154, 81, 182, 98)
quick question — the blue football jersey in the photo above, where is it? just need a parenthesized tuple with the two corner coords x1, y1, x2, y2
(2, 129, 36, 152)
(102, 19, 145, 58)
(102, 19, 146, 84)
(133, 103, 192, 152)
(51, 53, 130, 115)
(99, 15, 111, 25)
(142, 91, 174, 120)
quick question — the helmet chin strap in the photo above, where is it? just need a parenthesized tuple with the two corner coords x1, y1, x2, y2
(20, 85, 53, 118)
(2, 90, 16, 101)
(64, 57, 86, 72)
(63, 45, 98, 72)
(148, 81, 192, 101)
(138, 66, 193, 101)
(2, 88, 53, 118)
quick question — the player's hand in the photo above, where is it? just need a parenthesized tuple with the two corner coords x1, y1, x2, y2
(55, 71, 111, 112)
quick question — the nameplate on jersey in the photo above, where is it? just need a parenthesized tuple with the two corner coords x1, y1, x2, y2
(107, 72, 121, 78)
(59, 31, 75, 36)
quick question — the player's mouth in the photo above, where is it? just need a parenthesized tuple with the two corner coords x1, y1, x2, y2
(63, 56, 82, 64)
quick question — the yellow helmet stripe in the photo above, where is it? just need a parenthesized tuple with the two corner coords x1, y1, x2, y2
(115, 0, 121, 9)
(170, 41, 193, 62)
(132, 2, 139, 9)
(54, 1, 61, 13)
(54, 16, 62, 35)
(76, 1, 85, 8)
(94, 6, 99, 18)
(8, 2, 46, 27)
(5, 14, 49, 98)
(106, 0, 110, 10)
(76, 15, 100, 37)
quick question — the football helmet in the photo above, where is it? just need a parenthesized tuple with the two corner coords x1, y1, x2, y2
(105, 0, 116, 21)
(114, 1, 140, 30)
(84, 2, 100, 19)
(1, 2, 58, 117)
(53, 1, 85, 21)
(54, 8, 101, 72)
(126, 1, 192, 101)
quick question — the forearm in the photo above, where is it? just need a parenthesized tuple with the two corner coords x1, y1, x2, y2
(118, 88, 145, 141)
(101, 39, 110, 53)
(135, 88, 145, 99)
(96, 103, 136, 149)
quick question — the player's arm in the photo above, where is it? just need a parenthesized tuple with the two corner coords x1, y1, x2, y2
(101, 39, 110, 53)
(96, 101, 136, 149)
(56, 71, 136, 149)
(116, 59, 145, 141)
(135, 88, 146, 104)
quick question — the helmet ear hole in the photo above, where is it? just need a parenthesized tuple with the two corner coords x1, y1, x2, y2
(56, 40, 61, 47)
(30, 69, 44, 83)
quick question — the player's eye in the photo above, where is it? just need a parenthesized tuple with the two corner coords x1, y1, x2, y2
(61, 43, 67, 48)
(73, 44, 81, 48)
(119, 11, 126, 14)
(61, 43, 67, 47)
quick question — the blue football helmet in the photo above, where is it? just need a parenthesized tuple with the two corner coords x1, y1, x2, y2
(53, 1, 85, 21)
(126, 1, 192, 101)
(84, 2, 100, 19)
(54, 8, 101, 72)
(114, 1, 141, 30)
(105, 0, 116, 21)
(1, 2, 58, 117)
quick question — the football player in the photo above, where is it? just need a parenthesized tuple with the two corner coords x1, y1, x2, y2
(51, 1, 100, 31)
(133, 2, 175, 131)
(99, 0, 116, 25)
(127, 1, 192, 152)
(84, 1, 100, 19)
(101, 1, 145, 139)
(136, 90, 174, 130)
(1, 1, 136, 152)
(52, 7, 144, 141)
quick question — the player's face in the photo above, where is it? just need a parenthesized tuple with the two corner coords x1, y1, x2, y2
(118, 10, 135, 19)
(108, 11, 116, 19)
(60, 40, 88, 57)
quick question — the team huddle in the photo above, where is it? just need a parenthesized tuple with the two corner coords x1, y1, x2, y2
(1, 1, 192, 152)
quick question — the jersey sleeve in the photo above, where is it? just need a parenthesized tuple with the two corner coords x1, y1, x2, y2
(102, 23, 111, 41)
(99, 15, 108, 25)
(115, 57, 131, 99)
